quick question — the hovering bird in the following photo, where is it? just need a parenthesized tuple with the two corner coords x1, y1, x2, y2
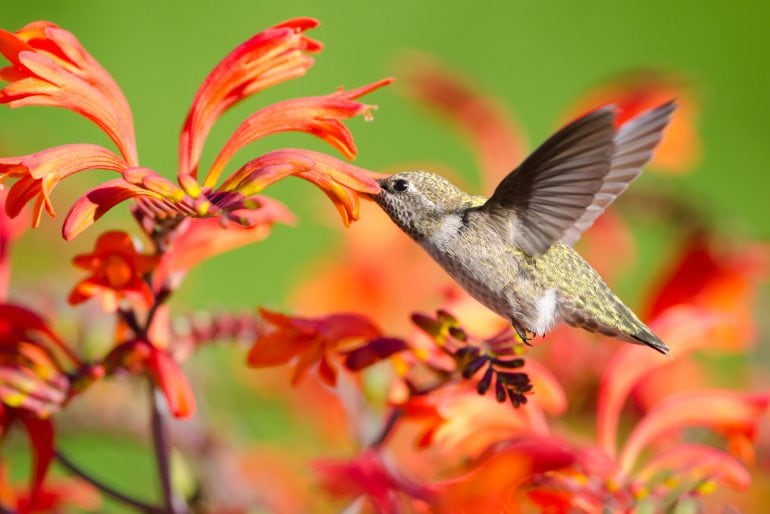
(373, 102, 675, 354)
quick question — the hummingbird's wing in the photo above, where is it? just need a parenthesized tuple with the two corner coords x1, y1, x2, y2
(481, 106, 616, 256)
(560, 101, 676, 245)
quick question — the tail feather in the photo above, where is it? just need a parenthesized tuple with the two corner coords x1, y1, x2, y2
(630, 328, 669, 355)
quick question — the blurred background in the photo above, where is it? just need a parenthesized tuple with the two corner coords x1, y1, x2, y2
(1, 0, 769, 512)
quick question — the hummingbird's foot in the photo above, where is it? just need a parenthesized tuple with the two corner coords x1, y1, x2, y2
(511, 321, 533, 345)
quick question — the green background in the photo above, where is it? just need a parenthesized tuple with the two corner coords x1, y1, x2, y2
(1, 1, 769, 511)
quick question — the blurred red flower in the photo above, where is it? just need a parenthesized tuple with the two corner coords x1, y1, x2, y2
(248, 308, 382, 387)
(564, 71, 700, 173)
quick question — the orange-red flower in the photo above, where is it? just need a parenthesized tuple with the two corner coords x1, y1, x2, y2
(0, 144, 128, 228)
(1, 19, 391, 241)
(0, 303, 92, 509)
(68, 231, 158, 311)
(178, 18, 321, 179)
(248, 308, 382, 387)
(314, 449, 432, 513)
(0, 21, 138, 165)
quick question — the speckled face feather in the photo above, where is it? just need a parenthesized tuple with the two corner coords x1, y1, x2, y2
(374, 171, 481, 240)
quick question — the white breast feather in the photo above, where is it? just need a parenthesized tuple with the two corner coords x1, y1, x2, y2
(533, 288, 558, 335)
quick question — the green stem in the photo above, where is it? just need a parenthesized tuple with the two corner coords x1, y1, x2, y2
(149, 381, 188, 514)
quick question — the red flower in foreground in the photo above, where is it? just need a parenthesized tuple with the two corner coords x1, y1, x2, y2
(314, 449, 432, 513)
(0, 304, 96, 509)
(68, 230, 158, 312)
(248, 308, 382, 387)
(0, 19, 391, 242)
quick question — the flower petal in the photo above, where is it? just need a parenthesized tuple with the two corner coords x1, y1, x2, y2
(0, 23, 138, 164)
(204, 78, 393, 187)
(18, 412, 54, 507)
(343, 337, 409, 371)
(220, 148, 380, 226)
(0, 144, 127, 225)
(247, 331, 314, 368)
(62, 178, 162, 240)
(432, 437, 575, 513)
(146, 345, 196, 418)
(638, 443, 751, 490)
(178, 18, 321, 177)
(619, 390, 770, 474)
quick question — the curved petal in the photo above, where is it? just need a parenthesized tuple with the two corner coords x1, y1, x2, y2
(178, 18, 321, 177)
(0, 23, 137, 164)
(18, 413, 54, 508)
(62, 179, 162, 240)
(220, 148, 380, 226)
(146, 345, 196, 418)
(619, 390, 770, 474)
(638, 443, 751, 490)
(0, 144, 127, 226)
(204, 78, 393, 187)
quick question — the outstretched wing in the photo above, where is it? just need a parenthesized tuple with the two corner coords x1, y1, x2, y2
(561, 101, 676, 245)
(481, 106, 616, 256)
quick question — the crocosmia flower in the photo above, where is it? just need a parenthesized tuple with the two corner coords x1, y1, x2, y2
(68, 230, 157, 312)
(0, 18, 391, 245)
(248, 308, 382, 387)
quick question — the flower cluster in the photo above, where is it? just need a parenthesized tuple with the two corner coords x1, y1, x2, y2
(0, 17, 391, 512)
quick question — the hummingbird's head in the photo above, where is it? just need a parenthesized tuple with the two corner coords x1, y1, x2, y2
(371, 171, 468, 240)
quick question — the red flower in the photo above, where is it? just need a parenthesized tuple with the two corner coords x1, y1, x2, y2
(178, 18, 321, 179)
(0, 145, 128, 228)
(0, 21, 138, 164)
(314, 449, 431, 513)
(69, 230, 158, 311)
(0, 304, 92, 509)
(248, 308, 381, 387)
(1, 19, 391, 240)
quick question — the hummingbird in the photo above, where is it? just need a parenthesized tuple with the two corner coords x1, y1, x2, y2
(372, 102, 675, 354)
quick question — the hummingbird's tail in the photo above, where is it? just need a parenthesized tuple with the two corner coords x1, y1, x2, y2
(628, 326, 670, 355)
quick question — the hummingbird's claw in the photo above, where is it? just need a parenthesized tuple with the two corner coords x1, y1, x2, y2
(511, 321, 533, 345)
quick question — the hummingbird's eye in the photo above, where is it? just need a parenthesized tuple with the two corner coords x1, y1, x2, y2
(392, 179, 409, 192)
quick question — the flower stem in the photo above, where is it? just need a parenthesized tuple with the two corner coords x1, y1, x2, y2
(149, 380, 188, 514)
(55, 451, 165, 514)
(370, 406, 404, 448)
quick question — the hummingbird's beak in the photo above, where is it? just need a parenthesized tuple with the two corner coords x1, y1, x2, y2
(368, 178, 387, 199)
